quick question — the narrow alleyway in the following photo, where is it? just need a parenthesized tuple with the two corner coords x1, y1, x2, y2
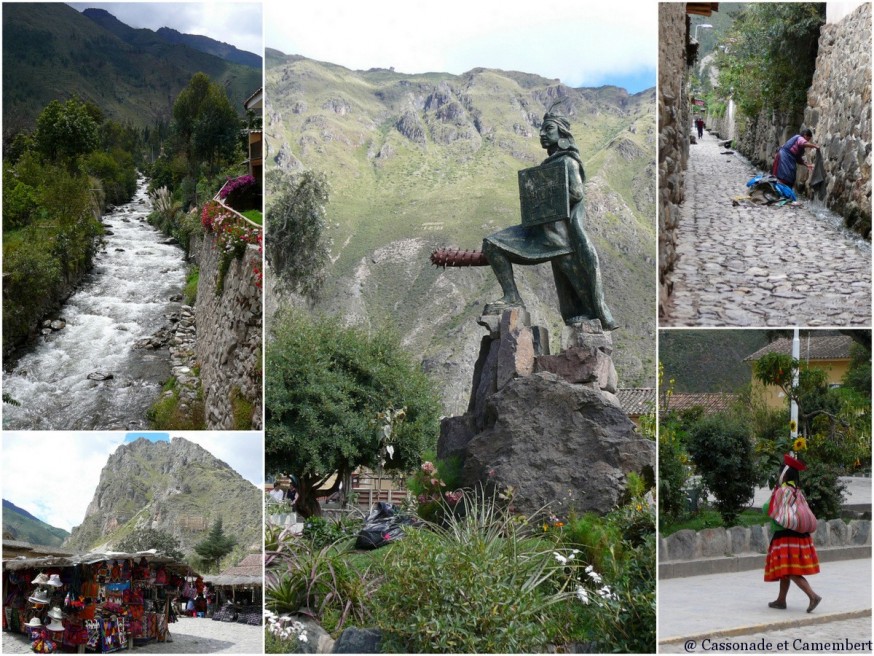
(663, 132, 871, 326)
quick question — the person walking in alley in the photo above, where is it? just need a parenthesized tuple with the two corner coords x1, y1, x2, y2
(763, 454, 822, 613)
(695, 117, 705, 139)
(771, 129, 820, 187)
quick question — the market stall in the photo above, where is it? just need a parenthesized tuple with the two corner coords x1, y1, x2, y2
(2, 550, 198, 653)
(202, 554, 262, 626)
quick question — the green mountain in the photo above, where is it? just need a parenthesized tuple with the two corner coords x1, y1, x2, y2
(2, 499, 70, 546)
(265, 51, 656, 414)
(659, 330, 771, 393)
(2, 3, 261, 135)
(64, 438, 261, 555)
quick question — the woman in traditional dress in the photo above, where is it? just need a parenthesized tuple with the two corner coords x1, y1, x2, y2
(772, 129, 819, 187)
(764, 454, 822, 612)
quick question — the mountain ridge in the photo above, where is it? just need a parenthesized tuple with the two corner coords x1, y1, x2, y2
(265, 53, 656, 415)
(63, 437, 261, 555)
(3, 3, 261, 135)
(3, 499, 70, 546)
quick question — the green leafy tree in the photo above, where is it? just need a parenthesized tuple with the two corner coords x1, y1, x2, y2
(265, 169, 330, 301)
(715, 4, 824, 119)
(34, 98, 99, 165)
(842, 342, 872, 399)
(194, 518, 237, 570)
(266, 311, 442, 517)
(686, 413, 757, 526)
(115, 528, 185, 562)
(172, 72, 241, 179)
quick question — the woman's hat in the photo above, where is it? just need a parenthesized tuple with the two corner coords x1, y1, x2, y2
(784, 453, 807, 471)
(48, 607, 64, 621)
(45, 619, 65, 632)
(28, 589, 51, 605)
(24, 617, 43, 628)
(31, 572, 49, 586)
(46, 574, 63, 587)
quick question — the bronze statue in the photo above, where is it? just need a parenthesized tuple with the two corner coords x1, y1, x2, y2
(432, 102, 617, 330)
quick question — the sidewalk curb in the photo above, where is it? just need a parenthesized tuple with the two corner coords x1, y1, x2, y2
(659, 609, 873, 645)
(660, 546, 871, 579)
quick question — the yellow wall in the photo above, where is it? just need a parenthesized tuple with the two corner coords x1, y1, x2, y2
(752, 358, 850, 409)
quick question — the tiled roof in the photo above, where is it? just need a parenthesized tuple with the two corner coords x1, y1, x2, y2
(664, 392, 737, 414)
(2, 540, 75, 556)
(744, 336, 854, 362)
(616, 388, 655, 415)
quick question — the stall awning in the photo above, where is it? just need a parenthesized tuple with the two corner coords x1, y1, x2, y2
(2, 549, 197, 577)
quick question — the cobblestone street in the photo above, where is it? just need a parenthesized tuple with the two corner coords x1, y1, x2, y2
(663, 132, 871, 326)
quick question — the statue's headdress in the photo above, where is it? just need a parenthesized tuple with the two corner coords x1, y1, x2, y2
(542, 97, 575, 151)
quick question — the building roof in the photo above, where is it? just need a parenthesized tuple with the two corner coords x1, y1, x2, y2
(616, 388, 655, 416)
(744, 336, 854, 362)
(2, 549, 196, 575)
(204, 552, 262, 588)
(243, 87, 263, 110)
(664, 392, 737, 414)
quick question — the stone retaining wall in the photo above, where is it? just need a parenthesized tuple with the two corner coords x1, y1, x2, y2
(657, 5, 690, 317)
(803, 2, 872, 237)
(195, 234, 262, 429)
(660, 519, 871, 562)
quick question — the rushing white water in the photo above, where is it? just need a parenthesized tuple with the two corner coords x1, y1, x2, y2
(3, 177, 188, 429)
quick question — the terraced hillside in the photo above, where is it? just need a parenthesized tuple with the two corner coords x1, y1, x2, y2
(266, 51, 656, 414)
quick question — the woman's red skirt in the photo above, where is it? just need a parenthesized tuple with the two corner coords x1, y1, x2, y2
(764, 532, 820, 581)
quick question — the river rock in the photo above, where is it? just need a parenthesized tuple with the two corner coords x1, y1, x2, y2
(458, 372, 655, 517)
(50, 320, 66, 331)
(169, 294, 183, 302)
(87, 372, 114, 381)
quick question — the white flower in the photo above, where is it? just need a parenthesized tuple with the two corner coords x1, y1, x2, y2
(587, 570, 602, 584)
(553, 552, 568, 565)
(567, 552, 575, 561)
(572, 549, 581, 555)
(585, 564, 594, 573)
(576, 585, 590, 605)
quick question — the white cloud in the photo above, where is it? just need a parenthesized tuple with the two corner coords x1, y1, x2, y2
(265, 0, 655, 89)
(67, 2, 263, 55)
(2, 433, 122, 532)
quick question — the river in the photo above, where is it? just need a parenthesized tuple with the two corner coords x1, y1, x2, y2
(2, 178, 188, 430)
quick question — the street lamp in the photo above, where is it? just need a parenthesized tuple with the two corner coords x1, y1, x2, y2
(694, 23, 713, 41)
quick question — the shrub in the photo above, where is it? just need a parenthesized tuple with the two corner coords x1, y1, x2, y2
(658, 423, 690, 524)
(687, 413, 758, 526)
(301, 515, 361, 551)
(801, 461, 846, 520)
(372, 488, 585, 653)
(265, 539, 376, 635)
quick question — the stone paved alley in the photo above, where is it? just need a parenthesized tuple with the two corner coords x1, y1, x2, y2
(663, 132, 871, 326)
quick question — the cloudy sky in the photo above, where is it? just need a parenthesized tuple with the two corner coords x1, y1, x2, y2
(2, 432, 262, 532)
(67, 2, 263, 55)
(265, 0, 657, 93)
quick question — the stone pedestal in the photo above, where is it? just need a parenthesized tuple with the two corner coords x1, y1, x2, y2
(436, 310, 654, 516)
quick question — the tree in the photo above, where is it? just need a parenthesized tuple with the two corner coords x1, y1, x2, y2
(34, 98, 99, 164)
(265, 169, 330, 301)
(715, 4, 824, 119)
(115, 528, 185, 562)
(194, 518, 237, 570)
(172, 72, 241, 177)
(686, 413, 758, 526)
(266, 311, 442, 517)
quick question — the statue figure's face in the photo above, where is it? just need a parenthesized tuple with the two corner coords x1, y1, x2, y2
(540, 121, 560, 149)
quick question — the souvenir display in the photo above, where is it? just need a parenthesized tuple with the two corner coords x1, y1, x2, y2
(2, 553, 192, 652)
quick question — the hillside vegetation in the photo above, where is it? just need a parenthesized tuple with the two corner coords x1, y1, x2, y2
(266, 52, 656, 414)
(659, 330, 770, 393)
(2, 499, 70, 546)
(3, 3, 260, 135)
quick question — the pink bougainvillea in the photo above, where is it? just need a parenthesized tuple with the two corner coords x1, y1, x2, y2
(219, 174, 256, 200)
